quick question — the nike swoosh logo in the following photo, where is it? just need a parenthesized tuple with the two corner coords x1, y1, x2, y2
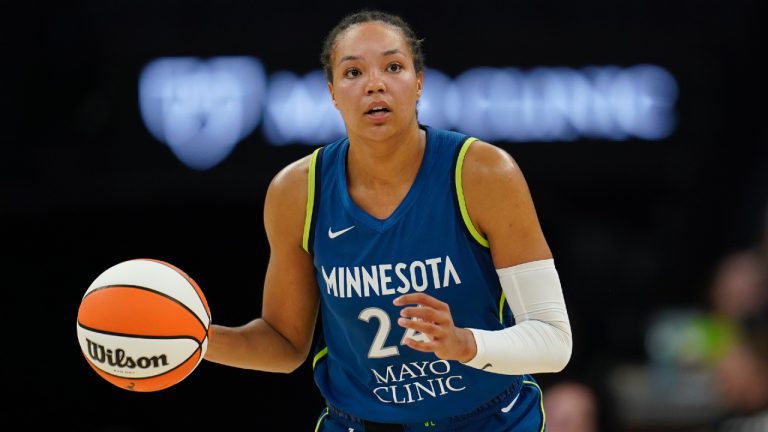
(328, 225, 355, 239)
(501, 394, 520, 413)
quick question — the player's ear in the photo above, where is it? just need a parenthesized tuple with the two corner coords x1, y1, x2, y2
(327, 82, 338, 109)
(416, 71, 424, 98)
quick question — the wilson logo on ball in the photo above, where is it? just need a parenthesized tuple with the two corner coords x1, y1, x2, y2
(84, 338, 170, 370)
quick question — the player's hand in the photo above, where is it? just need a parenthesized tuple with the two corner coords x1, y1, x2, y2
(393, 293, 477, 362)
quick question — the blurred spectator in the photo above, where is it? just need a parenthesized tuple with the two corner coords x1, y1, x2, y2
(645, 248, 767, 373)
(543, 380, 598, 432)
(608, 247, 768, 431)
(708, 250, 767, 323)
(711, 311, 768, 432)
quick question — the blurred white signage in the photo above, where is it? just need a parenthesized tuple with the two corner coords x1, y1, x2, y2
(139, 57, 266, 170)
(140, 56, 678, 170)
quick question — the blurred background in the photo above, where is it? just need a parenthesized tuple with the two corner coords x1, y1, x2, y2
(5, 0, 767, 431)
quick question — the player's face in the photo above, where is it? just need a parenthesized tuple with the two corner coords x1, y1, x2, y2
(328, 21, 423, 141)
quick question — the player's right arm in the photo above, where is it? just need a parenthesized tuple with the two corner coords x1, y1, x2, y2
(204, 156, 319, 373)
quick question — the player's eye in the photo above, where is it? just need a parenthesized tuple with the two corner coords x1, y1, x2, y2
(387, 63, 402, 73)
(344, 68, 361, 78)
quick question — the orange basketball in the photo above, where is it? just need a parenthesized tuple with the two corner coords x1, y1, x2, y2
(76, 258, 211, 392)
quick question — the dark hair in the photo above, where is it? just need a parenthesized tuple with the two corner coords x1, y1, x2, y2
(320, 9, 425, 83)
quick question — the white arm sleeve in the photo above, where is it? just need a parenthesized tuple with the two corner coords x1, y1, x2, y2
(462, 258, 572, 374)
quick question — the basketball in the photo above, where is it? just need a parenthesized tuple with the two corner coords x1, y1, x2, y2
(76, 258, 211, 392)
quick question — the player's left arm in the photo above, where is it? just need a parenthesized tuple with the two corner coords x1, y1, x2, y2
(396, 139, 572, 374)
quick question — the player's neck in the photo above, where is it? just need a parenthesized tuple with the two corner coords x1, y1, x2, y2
(346, 125, 425, 189)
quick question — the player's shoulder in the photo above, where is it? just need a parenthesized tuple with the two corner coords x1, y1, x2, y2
(462, 138, 520, 183)
(264, 151, 316, 214)
(269, 153, 313, 191)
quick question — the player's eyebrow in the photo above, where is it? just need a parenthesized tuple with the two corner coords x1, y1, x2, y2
(337, 49, 405, 65)
(382, 48, 404, 57)
(337, 54, 361, 65)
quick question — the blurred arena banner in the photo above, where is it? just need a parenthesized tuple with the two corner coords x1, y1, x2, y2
(139, 56, 678, 170)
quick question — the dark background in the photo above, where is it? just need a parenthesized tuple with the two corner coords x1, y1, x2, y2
(4, 0, 767, 430)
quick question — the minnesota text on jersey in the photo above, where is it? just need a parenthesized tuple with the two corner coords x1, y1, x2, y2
(320, 255, 461, 298)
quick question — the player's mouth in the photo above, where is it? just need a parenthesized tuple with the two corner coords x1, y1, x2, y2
(365, 102, 391, 120)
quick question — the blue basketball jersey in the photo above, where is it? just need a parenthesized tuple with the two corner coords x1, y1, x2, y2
(302, 125, 522, 423)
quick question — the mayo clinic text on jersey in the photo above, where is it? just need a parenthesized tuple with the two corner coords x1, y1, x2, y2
(371, 359, 466, 404)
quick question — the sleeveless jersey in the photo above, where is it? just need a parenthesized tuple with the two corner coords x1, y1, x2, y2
(303, 125, 521, 423)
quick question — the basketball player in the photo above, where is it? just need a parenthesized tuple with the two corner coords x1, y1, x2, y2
(204, 9, 572, 431)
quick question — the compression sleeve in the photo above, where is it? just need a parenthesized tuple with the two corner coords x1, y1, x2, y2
(462, 258, 572, 374)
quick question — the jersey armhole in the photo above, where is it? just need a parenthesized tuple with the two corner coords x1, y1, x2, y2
(453, 137, 490, 248)
(302, 147, 324, 253)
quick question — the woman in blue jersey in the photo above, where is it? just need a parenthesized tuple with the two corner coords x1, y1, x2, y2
(205, 9, 572, 431)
